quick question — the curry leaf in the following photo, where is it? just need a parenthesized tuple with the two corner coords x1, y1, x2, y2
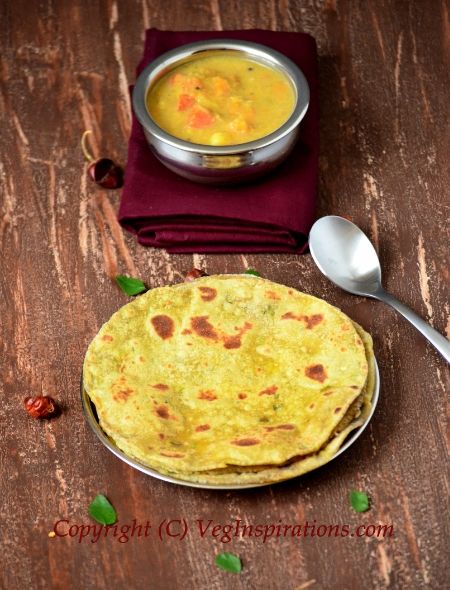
(243, 268, 261, 277)
(350, 490, 370, 513)
(88, 494, 117, 525)
(215, 552, 242, 573)
(115, 275, 147, 296)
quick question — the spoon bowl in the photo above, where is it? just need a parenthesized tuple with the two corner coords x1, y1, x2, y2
(309, 216, 382, 296)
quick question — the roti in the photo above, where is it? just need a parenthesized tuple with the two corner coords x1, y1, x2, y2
(153, 322, 375, 485)
(83, 275, 372, 482)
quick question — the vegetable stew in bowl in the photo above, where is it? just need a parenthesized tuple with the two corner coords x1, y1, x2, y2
(146, 52, 296, 146)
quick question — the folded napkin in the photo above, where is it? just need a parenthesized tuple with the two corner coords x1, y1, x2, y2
(118, 29, 318, 253)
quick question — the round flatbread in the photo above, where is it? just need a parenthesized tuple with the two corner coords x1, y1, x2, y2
(83, 275, 371, 480)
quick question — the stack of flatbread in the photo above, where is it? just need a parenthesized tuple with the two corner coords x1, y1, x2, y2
(83, 275, 375, 485)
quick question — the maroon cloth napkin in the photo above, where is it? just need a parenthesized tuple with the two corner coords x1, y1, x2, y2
(118, 29, 318, 253)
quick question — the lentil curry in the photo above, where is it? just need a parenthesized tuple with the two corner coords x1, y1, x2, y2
(146, 52, 296, 146)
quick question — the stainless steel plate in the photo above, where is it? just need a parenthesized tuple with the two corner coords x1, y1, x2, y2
(80, 360, 379, 490)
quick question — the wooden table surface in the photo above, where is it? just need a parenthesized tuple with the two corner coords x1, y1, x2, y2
(1, 1, 449, 589)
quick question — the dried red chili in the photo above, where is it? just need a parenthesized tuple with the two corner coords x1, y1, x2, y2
(184, 268, 209, 282)
(81, 130, 123, 189)
(24, 396, 58, 419)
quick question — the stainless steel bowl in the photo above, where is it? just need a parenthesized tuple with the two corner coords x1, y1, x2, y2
(132, 40, 310, 184)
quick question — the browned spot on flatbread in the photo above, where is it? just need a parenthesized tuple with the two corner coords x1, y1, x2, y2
(160, 451, 185, 458)
(334, 407, 342, 414)
(223, 321, 253, 349)
(198, 286, 217, 301)
(282, 312, 323, 329)
(190, 316, 252, 349)
(350, 385, 359, 390)
(101, 334, 113, 341)
(265, 290, 281, 300)
(323, 390, 334, 396)
(265, 424, 295, 432)
(356, 338, 363, 346)
(155, 405, 169, 419)
(223, 336, 241, 349)
(191, 316, 218, 341)
(155, 404, 176, 420)
(341, 323, 351, 331)
(259, 385, 278, 396)
(231, 438, 260, 446)
(282, 311, 299, 321)
(309, 403, 315, 409)
(305, 364, 327, 383)
(158, 433, 165, 440)
(113, 388, 134, 402)
(237, 392, 247, 400)
(139, 356, 145, 363)
(195, 424, 210, 432)
(304, 314, 324, 329)
(152, 383, 168, 391)
(182, 329, 191, 335)
(340, 347, 347, 352)
(198, 390, 217, 401)
(151, 315, 175, 340)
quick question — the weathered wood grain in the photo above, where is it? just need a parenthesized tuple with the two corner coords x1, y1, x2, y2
(0, 1, 448, 589)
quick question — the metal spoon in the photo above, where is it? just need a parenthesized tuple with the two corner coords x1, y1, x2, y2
(309, 215, 450, 364)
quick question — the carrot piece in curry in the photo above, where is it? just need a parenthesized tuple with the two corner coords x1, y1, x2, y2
(188, 106, 215, 128)
(211, 76, 231, 96)
(177, 94, 195, 111)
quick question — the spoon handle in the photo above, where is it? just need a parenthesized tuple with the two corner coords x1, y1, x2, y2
(377, 291, 450, 364)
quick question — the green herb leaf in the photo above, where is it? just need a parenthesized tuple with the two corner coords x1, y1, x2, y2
(115, 275, 147, 296)
(243, 268, 261, 277)
(215, 552, 242, 574)
(88, 494, 117, 525)
(350, 490, 370, 513)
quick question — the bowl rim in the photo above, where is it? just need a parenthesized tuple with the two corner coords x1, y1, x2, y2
(132, 39, 310, 155)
